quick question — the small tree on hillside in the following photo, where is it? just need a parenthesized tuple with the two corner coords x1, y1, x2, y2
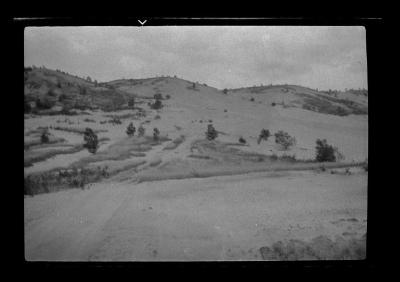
(274, 130, 296, 150)
(315, 139, 340, 162)
(257, 129, 271, 144)
(151, 99, 163, 110)
(206, 124, 218, 141)
(153, 127, 160, 141)
(126, 122, 136, 136)
(83, 128, 98, 154)
(41, 129, 50, 143)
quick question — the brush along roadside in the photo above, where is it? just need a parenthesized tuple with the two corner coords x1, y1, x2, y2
(132, 160, 366, 184)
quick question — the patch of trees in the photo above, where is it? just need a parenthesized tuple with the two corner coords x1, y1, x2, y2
(315, 139, 343, 162)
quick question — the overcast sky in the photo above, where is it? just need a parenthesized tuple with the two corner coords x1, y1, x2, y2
(24, 26, 367, 90)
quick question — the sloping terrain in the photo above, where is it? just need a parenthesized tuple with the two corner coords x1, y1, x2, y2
(24, 67, 128, 111)
(24, 67, 368, 260)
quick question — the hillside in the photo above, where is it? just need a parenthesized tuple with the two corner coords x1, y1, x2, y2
(24, 67, 129, 112)
(24, 67, 368, 261)
(228, 84, 368, 116)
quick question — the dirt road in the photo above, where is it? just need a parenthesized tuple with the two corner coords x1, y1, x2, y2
(25, 169, 367, 261)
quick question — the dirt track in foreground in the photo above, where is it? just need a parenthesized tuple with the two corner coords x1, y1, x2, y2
(25, 169, 367, 261)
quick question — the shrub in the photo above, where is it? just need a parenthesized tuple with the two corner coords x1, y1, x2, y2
(257, 129, 270, 144)
(126, 122, 136, 136)
(315, 139, 336, 162)
(239, 137, 247, 144)
(153, 128, 160, 141)
(271, 102, 276, 106)
(274, 130, 296, 150)
(41, 130, 50, 143)
(206, 124, 218, 141)
(165, 94, 171, 99)
(83, 128, 99, 154)
(250, 98, 255, 102)
(223, 88, 228, 94)
(154, 115, 161, 120)
(150, 99, 163, 110)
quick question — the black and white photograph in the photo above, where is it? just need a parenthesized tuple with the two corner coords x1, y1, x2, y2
(23, 24, 369, 261)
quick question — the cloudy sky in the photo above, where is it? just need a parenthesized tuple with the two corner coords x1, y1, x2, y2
(24, 26, 367, 90)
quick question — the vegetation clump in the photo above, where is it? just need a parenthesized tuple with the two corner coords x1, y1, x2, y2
(126, 122, 136, 136)
(274, 130, 296, 150)
(238, 137, 247, 144)
(257, 129, 271, 144)
(40, 129, 50, 143)
(150, 98, 163, 110)
(315, 139, 337, 162)
(205, 124, 218, 141)
(83, 128, 99, 154)
(153, 127, 160, 141)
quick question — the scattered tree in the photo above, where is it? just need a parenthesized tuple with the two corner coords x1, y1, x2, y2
(315, 139, 337, 162)
(206, 124, 218, 141)
(274, 130, 296, 150)
(250, 97, 255, 102)
(239, 136, 247, 144)
(41, 129, 50, 143)
(257, 129, 270, 144)
(83, 128, 99, 154)
(223, 88, 228, 94)
(126, 122, 136, 136)
(151, 99, 163, 110)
